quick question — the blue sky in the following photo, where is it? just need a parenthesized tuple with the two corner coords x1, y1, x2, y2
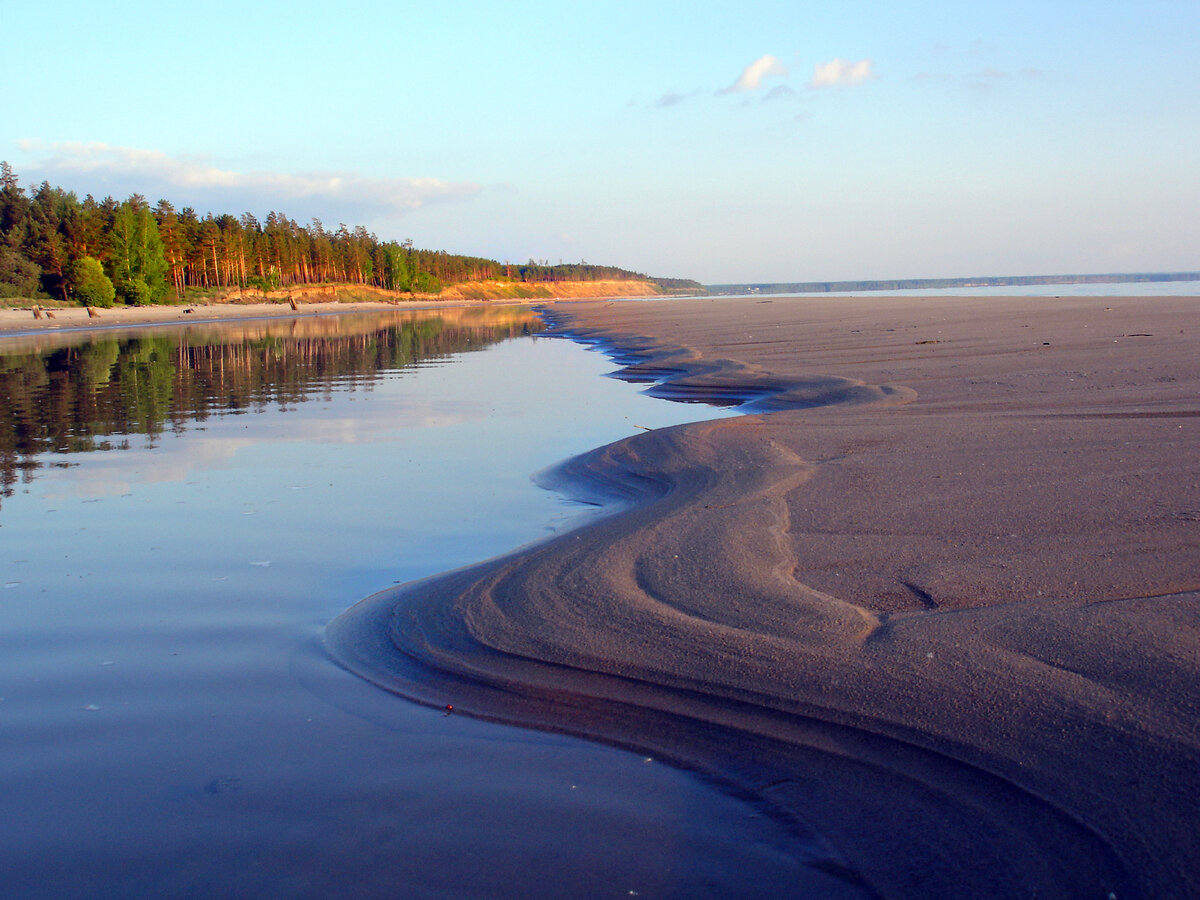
(2, 0, 1196, 283)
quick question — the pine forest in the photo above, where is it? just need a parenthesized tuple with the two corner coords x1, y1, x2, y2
(0, 163, 693, 306)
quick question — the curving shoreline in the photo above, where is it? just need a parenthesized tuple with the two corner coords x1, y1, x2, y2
(328, 294, 1200, 898)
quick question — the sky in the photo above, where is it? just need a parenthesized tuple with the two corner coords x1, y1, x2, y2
(2, 0, 1197, 284)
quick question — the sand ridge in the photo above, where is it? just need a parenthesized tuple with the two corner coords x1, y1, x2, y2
(329, 294, 1200, 898)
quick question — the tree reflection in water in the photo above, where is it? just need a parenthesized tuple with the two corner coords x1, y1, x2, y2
(0, 306, 544, 510)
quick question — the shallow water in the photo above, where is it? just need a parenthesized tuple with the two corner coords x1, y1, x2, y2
(0, 306, 828, 898)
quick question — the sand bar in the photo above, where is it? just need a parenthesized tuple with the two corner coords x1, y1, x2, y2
(330, 294, 1200, 898)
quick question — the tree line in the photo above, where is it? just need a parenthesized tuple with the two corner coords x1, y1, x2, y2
(0, 162, 677, 306)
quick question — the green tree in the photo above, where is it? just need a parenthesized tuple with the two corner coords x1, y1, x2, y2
(0, 247, 43, 298)
(155, 199, 189, 297)
(117, 277, 153, 306)
(384, 243, 411, 291)
(108, 201, 168, 303)
(68, 256, 116, 307)
(25, 182, 70, 299)
(412, 272, 442, 293)
(0, 162, 31, 247)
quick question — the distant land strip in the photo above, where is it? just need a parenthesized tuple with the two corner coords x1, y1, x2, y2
(707, 271, 1200, 295)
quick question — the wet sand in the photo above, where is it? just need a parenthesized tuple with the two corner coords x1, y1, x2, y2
(330, 294, 1200, 898)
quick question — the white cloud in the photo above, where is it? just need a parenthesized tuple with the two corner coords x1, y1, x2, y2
(14, 141, 480, 214)
(41, 396, 484, 497)
(720, 55, 788, 94)
(808, 58, 875, 89)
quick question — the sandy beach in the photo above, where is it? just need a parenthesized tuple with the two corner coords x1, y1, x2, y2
(329, 294, 1200, 898)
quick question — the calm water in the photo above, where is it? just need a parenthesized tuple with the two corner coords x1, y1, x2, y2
(0, 307, 813, 899)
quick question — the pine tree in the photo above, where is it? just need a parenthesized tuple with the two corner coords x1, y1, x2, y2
(108, 200, 169, 304)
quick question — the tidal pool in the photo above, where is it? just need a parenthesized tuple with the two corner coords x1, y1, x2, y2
(0, 306, 811, 899)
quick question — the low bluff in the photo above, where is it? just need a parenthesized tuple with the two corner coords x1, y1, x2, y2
(435, 279, 682, 301)
(201, 279, 689, 305)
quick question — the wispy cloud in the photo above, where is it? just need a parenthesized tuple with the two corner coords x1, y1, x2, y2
(719, 55, 789, 94)
(14, 141, 480, 214)
(655, 90, 696, 108)
(648, 52, 870, 112)
(913, 66, 1043, 92)
(808, 58, 875, 89)
(764, 84, 798, 102)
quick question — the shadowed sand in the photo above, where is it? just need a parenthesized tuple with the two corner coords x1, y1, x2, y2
(329, 294, 1200, 898)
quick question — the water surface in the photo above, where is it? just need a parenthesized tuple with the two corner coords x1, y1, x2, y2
(714, 278, 1200, 299)
(0, 306, 814, 898)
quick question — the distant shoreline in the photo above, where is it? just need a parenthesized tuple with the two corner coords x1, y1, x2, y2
(0, 278, 677, 338)
(709, 270, 1200, 295)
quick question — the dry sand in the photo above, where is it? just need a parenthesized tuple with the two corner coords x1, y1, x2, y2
(329, 293, 1200, 898)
